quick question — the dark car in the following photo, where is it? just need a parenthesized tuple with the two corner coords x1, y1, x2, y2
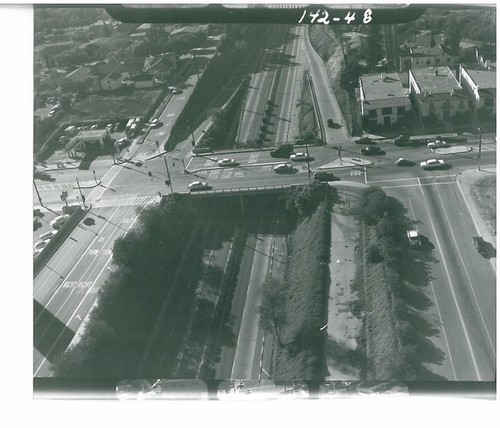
(327, 119, 341, 129)
(395, 158, 414, 166)
(361, 146, 382, 155)
(270, 144, 294, 158)
(354, 137, 375, 145)
(313, 171, 337, 182)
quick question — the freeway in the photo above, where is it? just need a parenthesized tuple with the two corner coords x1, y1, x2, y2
(383, 180, 496, 380)
(34, 200, 157, 376)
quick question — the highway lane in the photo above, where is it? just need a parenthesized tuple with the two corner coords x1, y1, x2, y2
(34, 201, 156, 376)
(384, 182, 495, 380)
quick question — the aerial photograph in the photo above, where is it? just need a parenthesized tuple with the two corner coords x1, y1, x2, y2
(31, 4, 496, 400)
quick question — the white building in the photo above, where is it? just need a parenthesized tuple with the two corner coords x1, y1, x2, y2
(459, 65, 496, 116)
(359, 73, 411, 128)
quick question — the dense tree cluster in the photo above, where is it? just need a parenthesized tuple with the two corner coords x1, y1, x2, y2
(34, 7, 108, 33)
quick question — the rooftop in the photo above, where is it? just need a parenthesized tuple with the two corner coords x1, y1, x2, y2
(360, 73, 409, 102)
(462, 67, 496, 89)
(410, 66, 462, 94)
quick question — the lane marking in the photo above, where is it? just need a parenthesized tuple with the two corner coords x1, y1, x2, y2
(418, 180, 481, 380)
(435, 186, 496, 356)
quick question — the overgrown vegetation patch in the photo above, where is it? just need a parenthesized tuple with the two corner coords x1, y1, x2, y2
(296, 71, 318, 144)
(470, 175, 496, 236)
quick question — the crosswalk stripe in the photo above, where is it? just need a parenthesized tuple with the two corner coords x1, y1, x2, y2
(93, 195, 158, 208)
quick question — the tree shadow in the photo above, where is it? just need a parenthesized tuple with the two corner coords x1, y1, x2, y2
(324, 337, 363, 378)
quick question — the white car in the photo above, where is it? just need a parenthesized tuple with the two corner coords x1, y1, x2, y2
(50, 214, 70, 230)
(273, 163, 293, 173)
(407, 229, 421, 246)
(427, 140, 449, 149)
(218, 158, 237, 167)
(33, 239, 51, 255)
(149, 118, 162, 128)
(187, 181, 208, 191)
(420, 159, 446, 170)
(38, 230, 57, 242)
(289, 152, 310, 161)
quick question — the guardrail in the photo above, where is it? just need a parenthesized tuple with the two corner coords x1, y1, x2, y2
(190, 183, 303, 196)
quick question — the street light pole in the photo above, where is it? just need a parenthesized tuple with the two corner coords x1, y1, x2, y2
(163, 156, 174, 193)
(76, 177, 87, 210)
(477, 127, 482, 171)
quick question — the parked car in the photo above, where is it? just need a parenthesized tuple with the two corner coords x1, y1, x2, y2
(149, 118, 162, 128)
(188, 181, 209, 191)
(38, 230, 57, 242)
(115, 138, 130, 150)
(33, 239, 51, 253)
(313, 171, 337, 182)
(270, 144, 294, 158)
(420, 159, 446, 170)
(218, 158, 237, 167)
(407, 229, 421, 246)
(354, 137, 375, 145)
(290, 152, 311, 161)
(360, 146, 382, 155)
(395, 158, 414, 166)
(273, 163, 294, 174)
(90, 124, 99, 130)
(50, 214, 70, 230)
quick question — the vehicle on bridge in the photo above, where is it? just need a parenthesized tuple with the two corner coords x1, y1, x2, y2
(218, 158, 238, 167)
(420, 159, 446, 170)
(313, 171, 337, 182)
(395, 158, 414, 166)
(354, 137, 375, 145)
(273, 163, 294, 174)
(361, 146, 382, 155)
(188, 181, 209, 191)
(270, 144, 294, 158)
(290, 152, 311, 161)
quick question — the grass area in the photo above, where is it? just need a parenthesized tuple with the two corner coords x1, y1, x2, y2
(274, 199, 330, 381)
(297, 71, 317, 143)
(67, 87, 164, 122)
(470, 175, 496, 236)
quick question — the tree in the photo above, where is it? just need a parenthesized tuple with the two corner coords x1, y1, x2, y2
(362, 26, 384, 69)
(259, 277, 286, 346)
(444, 15, 462, 55)
(340, 61, 362, 91)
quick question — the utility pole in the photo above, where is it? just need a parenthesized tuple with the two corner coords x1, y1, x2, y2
(76, 177, 87, 210)
(33, 179, 43, 206)
(477, 127, 482, 171)
(163, 156, 174, 193)
(155, 140, 161, 156)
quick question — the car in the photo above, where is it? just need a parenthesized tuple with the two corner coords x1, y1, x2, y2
(33, 239, 51, 253)
(395, 158, 414, 166)
(273, 163, 294, 174)
(114, 122, 122, 131)
(354, 137, 375, 145)
(106, 123, 113, 130)
(290, 152, 310, 161)
(327, 119, 341, 128)
(427, 139, 449, 149)
(313, 171, 337, 182)
(270, 144, 294, 158)
(420, 159, 446, 170)
(171, 88, 182, 95)
(218, 158, 237, 167)
(360, 146, 382, 155)
(90, 124, 99, 130)
(149, 118, 162, 128)
(115, 138, 130, 150)
(38, 230, 57, 242)
(187, 181, 208, 191)
(407, 229, 421, 246)
(50, 214, 70, 230)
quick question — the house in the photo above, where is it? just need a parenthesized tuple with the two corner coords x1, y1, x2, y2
(409, 66, 469, 121)
(101, 72, 123, 91)
(459, 64, 496, 116)
(132, 72, 155, 89)
(359, 73, 411, 128)
(475, 44, 496, 69)
(170, 25, 208, 37)
(143, 53, 176, 76)
(123, 57, 147, 80)
(400, 45, 455, 71)
(342, 32, 368, 56)
(62, 66, 101, 91)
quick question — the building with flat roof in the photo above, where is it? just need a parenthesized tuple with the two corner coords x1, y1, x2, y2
(409, 66, 469, 121)
(459, 65, 496, 116)
(66, 129, 112, 152)
(359, 73, 411, 128)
